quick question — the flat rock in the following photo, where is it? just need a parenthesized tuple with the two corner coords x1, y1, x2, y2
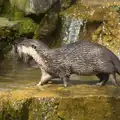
(0, 76, 120, 119)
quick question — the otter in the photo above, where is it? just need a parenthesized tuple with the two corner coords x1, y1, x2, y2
(15, 39, 120, 87)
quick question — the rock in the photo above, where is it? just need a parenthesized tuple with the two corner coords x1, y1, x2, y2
(34, 4, 59, 40)
(60, 2, 120, 49)
(92, 8, 120, 55)
(10, 0, 58, 15)
(0, 17, 19, 59)
(10, 0, 75, 15)
(0, 85, 120, 120)
(2, 0, 76, 47)
(1, 1, 38, 38)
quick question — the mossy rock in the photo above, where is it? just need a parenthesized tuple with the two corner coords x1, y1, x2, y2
(0, 17, 19, 59)
(0, 16, 37, 58)
(0, 85, 120, 120)
(60, 2, 120, 50)
(17, 18, 37, 37)
(60, 2, 120, 21)
(92, 8, 120, 55)
(0, 1, 38, 37)
(0, 0, 25, 20)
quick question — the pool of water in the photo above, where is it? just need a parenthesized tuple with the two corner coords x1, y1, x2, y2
(0, 58, 41, 90)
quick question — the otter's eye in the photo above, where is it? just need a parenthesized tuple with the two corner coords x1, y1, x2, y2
(31, 44, 36, 49)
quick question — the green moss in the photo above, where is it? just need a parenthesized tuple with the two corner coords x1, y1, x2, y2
(0, 0, 23, 20)
(11, 8, 38, 37)
(28, 98, 57, 120)
(0, 1, 37, 37)
(0, 93, 22, 120)
(60, 3, 90, 20)
(0, 17, 19, 58)
(57, 97, 111, 120)
(1, 1, 37, 36)
(112, 5, 120, 14)
(18, 18, 37, 37)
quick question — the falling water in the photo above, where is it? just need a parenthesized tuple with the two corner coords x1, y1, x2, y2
(61, 16, 83, 44)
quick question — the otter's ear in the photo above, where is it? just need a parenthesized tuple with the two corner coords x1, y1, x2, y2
(31, 44, 36, 49)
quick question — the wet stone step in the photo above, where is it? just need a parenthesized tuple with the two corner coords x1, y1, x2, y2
(0, 84, 120, 120)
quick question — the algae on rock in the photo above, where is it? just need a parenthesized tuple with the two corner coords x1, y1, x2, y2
(1, 0, 38, 37)
(0, 86, 120, 120)
(92, 8, 120, 55)
(18, 18, 37, 37)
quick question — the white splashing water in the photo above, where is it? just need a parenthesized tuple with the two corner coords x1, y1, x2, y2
(61, 16, 83, 44)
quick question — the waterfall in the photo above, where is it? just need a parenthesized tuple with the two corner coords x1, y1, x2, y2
(61, 16, 83, 44)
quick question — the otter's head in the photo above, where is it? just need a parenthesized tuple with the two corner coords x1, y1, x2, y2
(12, 38, 49, 66)
(10, 38, 30, 62)
(12, 38, 44, 64)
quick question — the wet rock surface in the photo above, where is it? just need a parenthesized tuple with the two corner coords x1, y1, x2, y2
(0, 83, 120, 120)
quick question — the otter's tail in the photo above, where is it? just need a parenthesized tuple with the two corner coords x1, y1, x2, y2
(111, 54, 120, 86)
(112, 55, 120, 75)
